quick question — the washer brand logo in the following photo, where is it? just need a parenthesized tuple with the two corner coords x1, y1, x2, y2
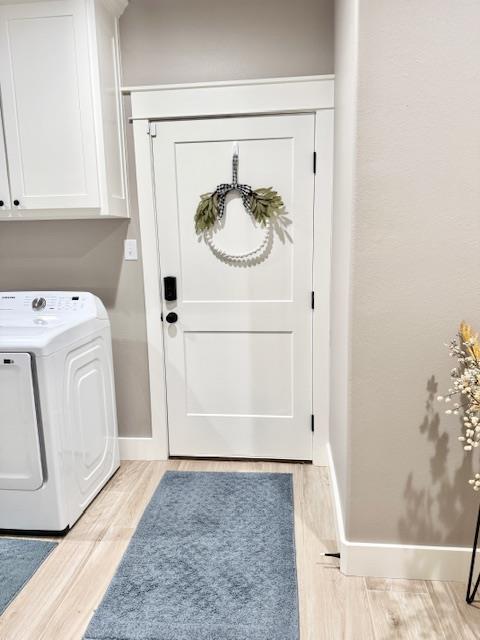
(1, 296, 15, 299)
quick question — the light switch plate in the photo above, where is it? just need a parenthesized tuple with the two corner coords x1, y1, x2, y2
(124, 238, 138, 261)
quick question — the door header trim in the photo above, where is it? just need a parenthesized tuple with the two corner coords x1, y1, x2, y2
(122, 73, 334, 94)
(127, 75, 334, 122)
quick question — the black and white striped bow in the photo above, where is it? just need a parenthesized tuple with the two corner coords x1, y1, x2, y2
(213, 148, 253, 218)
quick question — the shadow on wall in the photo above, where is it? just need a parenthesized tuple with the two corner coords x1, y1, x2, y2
(0, 219, 127, 305)
(399, 375, 478, 547)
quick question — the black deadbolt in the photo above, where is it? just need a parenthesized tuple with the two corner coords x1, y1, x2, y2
(163, 276, 177, 302)
(165, 312, 178, 324)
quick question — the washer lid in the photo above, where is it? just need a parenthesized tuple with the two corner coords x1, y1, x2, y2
(0, 292, 108, 355)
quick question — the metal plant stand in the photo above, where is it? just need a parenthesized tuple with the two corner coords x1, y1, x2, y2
(466, 503, 480, 603)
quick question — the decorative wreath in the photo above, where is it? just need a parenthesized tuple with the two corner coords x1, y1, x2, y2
(194, 146, 285, 262)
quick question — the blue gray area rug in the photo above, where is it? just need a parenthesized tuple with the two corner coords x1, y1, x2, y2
(0, 538, 56, 615)
(85, 471, 299, 640)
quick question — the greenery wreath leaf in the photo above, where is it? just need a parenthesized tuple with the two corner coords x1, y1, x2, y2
(251, 187, 284, 227)
(195, 192, 218, 233)
(195, 186, 285, 234)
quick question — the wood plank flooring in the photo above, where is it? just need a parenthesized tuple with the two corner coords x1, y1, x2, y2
(0, 459, 478, 639)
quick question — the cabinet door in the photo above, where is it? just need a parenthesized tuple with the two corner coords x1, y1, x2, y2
(93, 0, 128, 217)
(0, 108, 11, 210)
(0, 0, 99, 210)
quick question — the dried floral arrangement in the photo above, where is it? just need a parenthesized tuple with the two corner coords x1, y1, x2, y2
(438, 322, 480, 490)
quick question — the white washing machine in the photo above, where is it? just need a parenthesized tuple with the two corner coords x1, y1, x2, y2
(0, 291, 120, 533)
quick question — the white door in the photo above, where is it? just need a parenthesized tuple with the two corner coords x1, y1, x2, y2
(152, 114, 315, 460)
(0, 107, 11, 210)
(0, 0, 99, 210)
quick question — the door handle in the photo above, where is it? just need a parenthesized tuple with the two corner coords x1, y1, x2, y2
(165, 312, 178, 324)
(163, 276, 177, 301)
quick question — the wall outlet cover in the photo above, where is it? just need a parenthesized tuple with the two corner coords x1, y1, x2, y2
(124, 239, 138, 261)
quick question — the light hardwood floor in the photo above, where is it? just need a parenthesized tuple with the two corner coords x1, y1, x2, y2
(0, 459, 478, 639)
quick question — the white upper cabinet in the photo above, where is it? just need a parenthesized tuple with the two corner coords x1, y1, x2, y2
(0, 109, 11, 210)
(0, 0, 129, 219)
(0, 0, 99, 211)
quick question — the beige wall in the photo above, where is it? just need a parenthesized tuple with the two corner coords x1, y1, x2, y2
(0, 220, 152, 438)
(120, 0, 334, 86)
(0, 110, 152, 437)
(0, 0, 334, 438)
(332, 0, 480, 546)
(330, 0, 358, 524)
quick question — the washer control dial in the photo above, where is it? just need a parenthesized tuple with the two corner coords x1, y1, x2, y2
(32, 297, 46, 311)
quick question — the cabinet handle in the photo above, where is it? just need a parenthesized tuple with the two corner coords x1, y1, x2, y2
(0, 200, 4, 207)
(13, 199, 19, 206)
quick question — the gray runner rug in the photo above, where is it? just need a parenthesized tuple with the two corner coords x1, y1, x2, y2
(85, 471, 299, 640)
(0, 538, 56, 615)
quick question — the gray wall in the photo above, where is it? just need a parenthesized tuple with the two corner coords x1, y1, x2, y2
(0, 221, 152, 438)
(0, 114, 152, 437)
(120, 0, 334, 86)
(0, 0, 334, 439)
(332, 0, 480, 547)
(330, 0, 357, 524)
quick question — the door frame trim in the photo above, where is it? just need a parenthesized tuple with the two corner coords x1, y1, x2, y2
(127, 75, 334, 464)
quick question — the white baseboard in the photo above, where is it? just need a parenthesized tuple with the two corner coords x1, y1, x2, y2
(120, 438, 329, 465)
(313, 442, 329, 466)
(326, 443, 472, 582)
(118, 436, 168, 461)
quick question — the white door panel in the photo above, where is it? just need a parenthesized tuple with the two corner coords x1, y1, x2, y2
(0, 353, 43, 491)
(0, 0, 99, 210)
(152, 114, 314, 459)
(175, 137, 294, 303)
(184, 331, 293, 416)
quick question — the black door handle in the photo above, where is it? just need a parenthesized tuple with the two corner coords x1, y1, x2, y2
(165, 312, 178, 324)
(163, 276, 177, 301)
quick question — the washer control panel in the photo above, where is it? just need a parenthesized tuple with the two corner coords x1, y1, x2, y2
(0, 292, 98, 317)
